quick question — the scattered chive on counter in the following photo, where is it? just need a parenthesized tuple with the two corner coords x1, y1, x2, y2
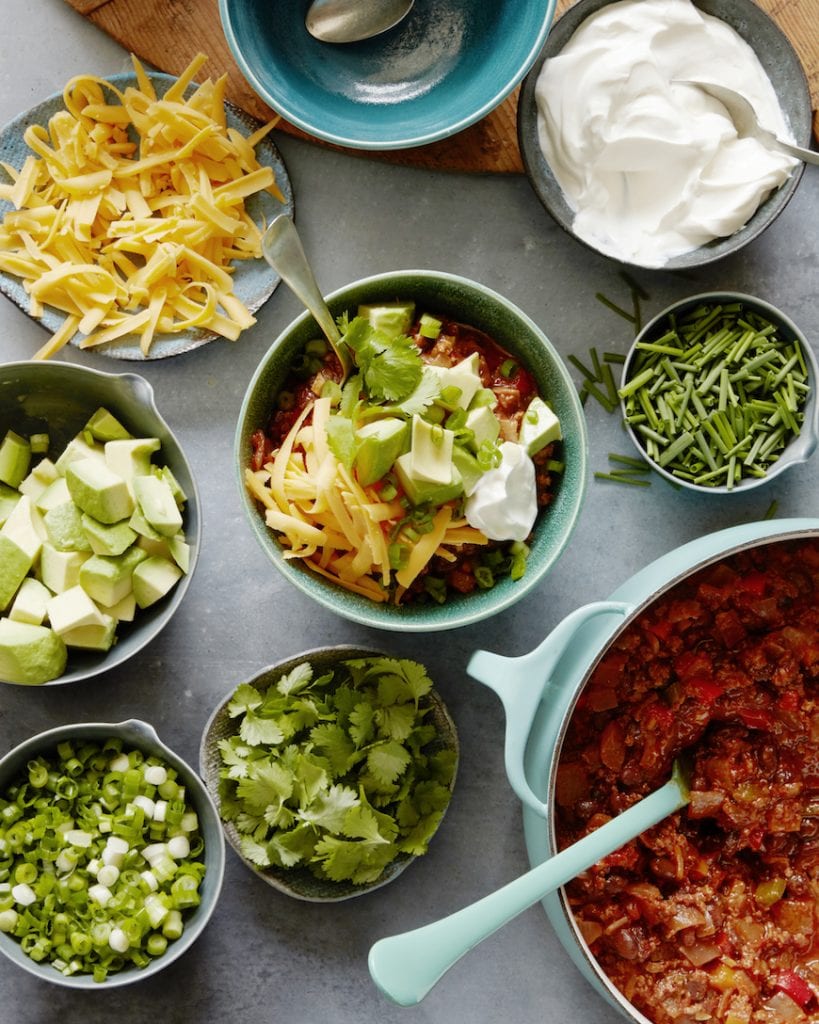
(0, 738, 205, 981)
(619, 299, 810, 489)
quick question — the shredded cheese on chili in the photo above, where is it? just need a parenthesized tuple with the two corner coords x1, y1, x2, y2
(246, 396, 490, 603)
(0, 53, 283, 358)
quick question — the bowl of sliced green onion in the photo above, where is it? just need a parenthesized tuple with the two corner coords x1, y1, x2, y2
(618, 292, 818, 492)
(0, 719, 225, 987)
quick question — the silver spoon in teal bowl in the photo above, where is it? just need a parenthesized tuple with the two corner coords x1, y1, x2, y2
(261, 214, 352, 380)
(305, 0, 415, 43)
(368, 758, 691, 1006)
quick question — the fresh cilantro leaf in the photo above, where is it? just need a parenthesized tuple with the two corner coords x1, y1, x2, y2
(397, 659, 433, 701)
(310, 722, 356, 775)
(409, 779, 453, 816)
(325, 414, 357, 469)
(240, 709, 285, 747)
(269, 823, 316, 868)
(348, 701, 375, 746)
(367, 740, 412, 786)
(396, 811, 445, 857)
(297, 783, 359, 832)
(217, 738, 253, 779)
(239, 835, 271, 867)
(313, 835, 397, 884)
(394, 366, 442, 416)
(375, 702, 417, 742)
(341, 802, 390, 845)
(341, 317, 422, 402)
(227, 683, 263, 718)
(276, 661, 314, 696)
(236, 761, 293, 813)
(292, 753, 327, 808)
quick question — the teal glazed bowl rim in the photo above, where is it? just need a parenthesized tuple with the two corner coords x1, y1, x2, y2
(0, 719, 226, 988)
(517, 0, 812, 270)
(218, 0, 557, 149)
(235, 270, 588, 631)
(0, 361, 201, 685)
(620, 292, 819, 493)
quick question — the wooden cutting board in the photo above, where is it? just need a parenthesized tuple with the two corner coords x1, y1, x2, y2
(65, 0, 819, 173)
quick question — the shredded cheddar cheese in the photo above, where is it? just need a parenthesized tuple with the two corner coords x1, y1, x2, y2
(246, 397, 490, 603)
(0, 53, 283, 358)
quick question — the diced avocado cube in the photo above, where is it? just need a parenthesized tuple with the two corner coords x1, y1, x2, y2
(465, 405, 500, 452)
(61, 614, 117, 652)
(81, 514, 137, 557)
(0, 430, 31, 488)
(451, 445, 483, 497)
(66, 458, 134, 525)
(47, 584, 107, 635)
(394, 452, 464, 507)
(354, 417, 409, 487)
(155, 465, 186, 506)
(519, 397, 561, 456)
(357, 302, 415, 338)
(168, 535, 190, 574)
(468, 387, 498, 411)
(79, 547, 147, 608)
(0, 619, 67, 685)
(106, 592, 136, 623)
(0, 536, 34, 611)
(410, 415, 455, 484)
(132, 556, 183, 609)
(9, 577, 52, 626)
(29, 433, 49, 455)
(136, 534, 173, 560)
(39, 543, 91, 594)
(129, 507, 163, 541)
(104, 437, 160, 490)
(418, 313, 442, 340)
(19, 458, 58, 500)
(85, 408, 132, 443)
(2, 495, 42, 561)
(0, 483, 20, 527)
(35, 477, 72, 512)
(54, 434, 105, 476)
(44, 501, 92, 553)
(133, 475, 183, 537)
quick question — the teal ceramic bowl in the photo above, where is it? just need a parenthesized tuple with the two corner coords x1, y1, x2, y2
(236, 271, 588, 631)
(219, 0, 556, 149)
(0, 362, 200, 685)
(0, 719, 225, 988)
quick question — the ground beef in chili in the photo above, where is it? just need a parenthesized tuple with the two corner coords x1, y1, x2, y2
(555, 538, 819, 1024)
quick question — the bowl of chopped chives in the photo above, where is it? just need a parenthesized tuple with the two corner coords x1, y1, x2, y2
(618, 292, 818, 492)
(0, 719, 225, 987)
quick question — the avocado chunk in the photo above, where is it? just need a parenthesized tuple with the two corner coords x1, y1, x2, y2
(44, 501, 92, 553)
(430, 354, 483, 411)
(519, 397, 561, 456)
(104, 437, 161, 490)
(0, 536, 34, 612)
(394, 452, 464, 507)
(168, 535, 191, 573)
(9, 577, 52, 626)
(61, 614, 117, 652)
(418, 313, 442, 339)
(358, 302, 415, 338)
(0, 430, 31, 488)
(47, 584, 107, 635)
(410, 415, 455, 484)
(79, 547, 147, 608)
(19, 458, 58, 501)
(39, 543, 91, 594)
(81, 514, 137, 557)
(0, 619, 67, 685)
(54, 434, 105, 476)
(465, 405, 500, 452)
(106, 592, 136, 623)
(85, 407, 132, 443)
(354, 417, 409, 487)
(0, 483, 20, 527)
(35, 477, 71, 512)
(66, 458, 135, 525)
(133, 475, 183, 537)
(132, 556, 183, 609)
(451, 445, 483, 497)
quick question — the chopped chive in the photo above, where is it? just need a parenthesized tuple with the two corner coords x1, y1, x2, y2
(596, 291, 636, 323)
(608, 452, 650, 469)
(594, 471, 652, 487)
(763, 499, 778, 520)
(569, 353, 598, 383)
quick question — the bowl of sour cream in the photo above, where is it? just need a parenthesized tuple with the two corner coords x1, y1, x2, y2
(517, 0, 814, 270)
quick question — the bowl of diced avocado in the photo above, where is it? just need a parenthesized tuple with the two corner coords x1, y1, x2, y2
(0, 362, 200, 685)
(236, 270, 588, 631)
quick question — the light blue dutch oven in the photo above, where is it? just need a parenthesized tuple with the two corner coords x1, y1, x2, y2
(467, 516, 819, 1022)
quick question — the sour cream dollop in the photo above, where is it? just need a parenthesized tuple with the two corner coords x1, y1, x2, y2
(534, 0, 798, 267)
(464, 442, 537, 542)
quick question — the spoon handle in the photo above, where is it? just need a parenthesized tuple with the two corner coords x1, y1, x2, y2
(368, 774, 689, 1007)
(769, 136, 819, 167)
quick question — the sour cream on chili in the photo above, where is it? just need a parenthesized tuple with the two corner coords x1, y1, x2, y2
(464, 442, 537, 541)
(534, 0, 798, 267)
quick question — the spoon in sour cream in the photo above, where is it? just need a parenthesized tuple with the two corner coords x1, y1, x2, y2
(679, 80, 819, 167)
(261, 214, 352, 380)
(305, 0, 414, 44)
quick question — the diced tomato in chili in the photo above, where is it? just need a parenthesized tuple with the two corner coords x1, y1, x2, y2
(687, 677, 724, 704)
(773, 970, 815, 1010)
(737, 570, 769, 597)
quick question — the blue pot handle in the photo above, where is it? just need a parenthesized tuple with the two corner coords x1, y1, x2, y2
(467, 600, 633, 817)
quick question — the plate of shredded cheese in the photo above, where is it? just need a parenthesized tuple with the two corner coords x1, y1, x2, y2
(0, 54, 293, 360)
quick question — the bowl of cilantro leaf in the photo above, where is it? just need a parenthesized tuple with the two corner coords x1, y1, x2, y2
(199, 646, 459, 901)
(237, 269, 587, 631)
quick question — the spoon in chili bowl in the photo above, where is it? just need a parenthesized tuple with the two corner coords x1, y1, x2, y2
(261, 214, 353, 381)
(368, 757, 692, 1006)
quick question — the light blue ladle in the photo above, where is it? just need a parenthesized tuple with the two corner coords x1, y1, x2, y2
(368, 759, 690, 1006)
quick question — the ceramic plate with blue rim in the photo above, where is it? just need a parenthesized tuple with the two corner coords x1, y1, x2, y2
(219, 0, 557, 150)
(0, 71, 294, 360)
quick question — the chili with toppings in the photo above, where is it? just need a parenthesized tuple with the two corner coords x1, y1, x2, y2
(556, 537, 819, 1024)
